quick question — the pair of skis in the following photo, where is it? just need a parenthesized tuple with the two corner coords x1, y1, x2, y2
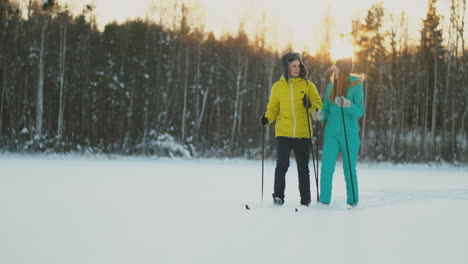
(245, 202, 359, 211)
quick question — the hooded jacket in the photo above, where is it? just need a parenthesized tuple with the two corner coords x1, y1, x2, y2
(264, 76, 323, 138)
(321, 75, 365, 136)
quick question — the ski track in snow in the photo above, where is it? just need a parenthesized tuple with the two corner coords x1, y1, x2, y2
(360, 188, 468, 208)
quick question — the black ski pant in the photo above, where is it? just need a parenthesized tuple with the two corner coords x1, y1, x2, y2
(273, 137, 311, 203)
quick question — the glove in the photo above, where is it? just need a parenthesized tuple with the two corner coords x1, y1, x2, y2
(334, 96, 351, 108)
(311, 109, 323, 121)
(302, 95, 312, 109)
(259, 115, 269, 126)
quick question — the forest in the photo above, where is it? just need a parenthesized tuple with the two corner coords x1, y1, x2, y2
(0, 0, 466, 163)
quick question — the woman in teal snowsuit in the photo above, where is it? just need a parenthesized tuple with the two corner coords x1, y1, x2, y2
(316, 57, 364, 207)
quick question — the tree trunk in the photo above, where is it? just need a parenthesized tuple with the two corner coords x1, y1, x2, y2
(194, 42, 203, 140)
(194, 43, 200, 126)
(431, 55, 438, 157)
(231, 55, 246, 150)
(126, 82, 135, 151)
(444, 51, 451, 159)
(360, 55, 369, 158)
(0, 62, 6, 137)
(196, 81, 209, 135)
(264, 53, 275, 145)
(181, 45, 189, 141)
(162, 42, 175, 133)
(82, 12, 92, 145)
(154, 29, 163, 135)
(423, 66, 429, 159)
(414, 63, 421, 159)
(57, 16, 67, 142)
(37, 17, 49, 138)
(235, 61, 248, 149)
(231, 73, 241, 148)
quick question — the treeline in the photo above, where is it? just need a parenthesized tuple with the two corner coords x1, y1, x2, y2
(0, 0, 466, 163)
(351, 1, 467, 163)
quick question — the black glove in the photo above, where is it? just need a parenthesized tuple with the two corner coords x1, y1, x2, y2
(259, 115, 269, 126)
(302, 95, 311, 109)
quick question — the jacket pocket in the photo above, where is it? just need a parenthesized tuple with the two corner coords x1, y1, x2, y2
(277, 116, 292, 135)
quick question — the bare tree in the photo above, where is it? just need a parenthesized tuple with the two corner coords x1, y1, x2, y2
(36, 13, 50, 138)
(57, 11, 68, 142)
(0, 64, 5, 138)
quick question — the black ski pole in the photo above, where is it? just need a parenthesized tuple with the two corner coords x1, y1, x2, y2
(304, 95, 319, 202)
(315, 108, 320, 200)
(261, 125, 265, 203)
(339, 95, 356, 204)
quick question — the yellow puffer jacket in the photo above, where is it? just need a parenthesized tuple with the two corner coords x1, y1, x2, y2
(265, 76, 323, 138)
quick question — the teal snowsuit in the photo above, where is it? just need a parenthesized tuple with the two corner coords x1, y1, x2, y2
(319, 76, 364, 205)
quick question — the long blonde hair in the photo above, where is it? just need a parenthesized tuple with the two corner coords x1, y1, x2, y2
(329, 70, 366, 103)
(329, 69, 350, 103)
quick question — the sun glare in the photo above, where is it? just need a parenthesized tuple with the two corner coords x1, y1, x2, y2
(63, 0, 462, 54)
(330, 37, 355, 61)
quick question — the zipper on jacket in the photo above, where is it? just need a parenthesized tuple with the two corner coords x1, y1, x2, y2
(290, 81, 296, 137)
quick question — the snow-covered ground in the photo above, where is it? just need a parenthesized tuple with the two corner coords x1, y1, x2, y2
(1, 155, 467, 264)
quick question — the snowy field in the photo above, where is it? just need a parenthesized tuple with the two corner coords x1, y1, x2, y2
(1, 155, 468, 264)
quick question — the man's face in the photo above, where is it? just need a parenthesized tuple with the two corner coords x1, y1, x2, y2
(288, 60, 301, 77)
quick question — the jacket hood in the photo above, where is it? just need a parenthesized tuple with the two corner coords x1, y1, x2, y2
(281, 52, 308, 82)
(348, 75, 365, 87)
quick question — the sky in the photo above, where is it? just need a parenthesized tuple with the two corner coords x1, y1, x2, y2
(60, 0, 462, 58)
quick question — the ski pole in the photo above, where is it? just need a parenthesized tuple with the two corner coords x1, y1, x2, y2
(315, 108, 320, 199)
(339, 95, 356, 204)
(261, 125, 265, 203)
(304, 95, 319, 202)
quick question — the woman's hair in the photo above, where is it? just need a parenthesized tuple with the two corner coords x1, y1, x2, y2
(328, 70, 366, 103)
(329, 69, 350, 103)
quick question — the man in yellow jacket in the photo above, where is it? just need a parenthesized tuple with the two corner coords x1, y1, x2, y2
(260, 52, 323, 206)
